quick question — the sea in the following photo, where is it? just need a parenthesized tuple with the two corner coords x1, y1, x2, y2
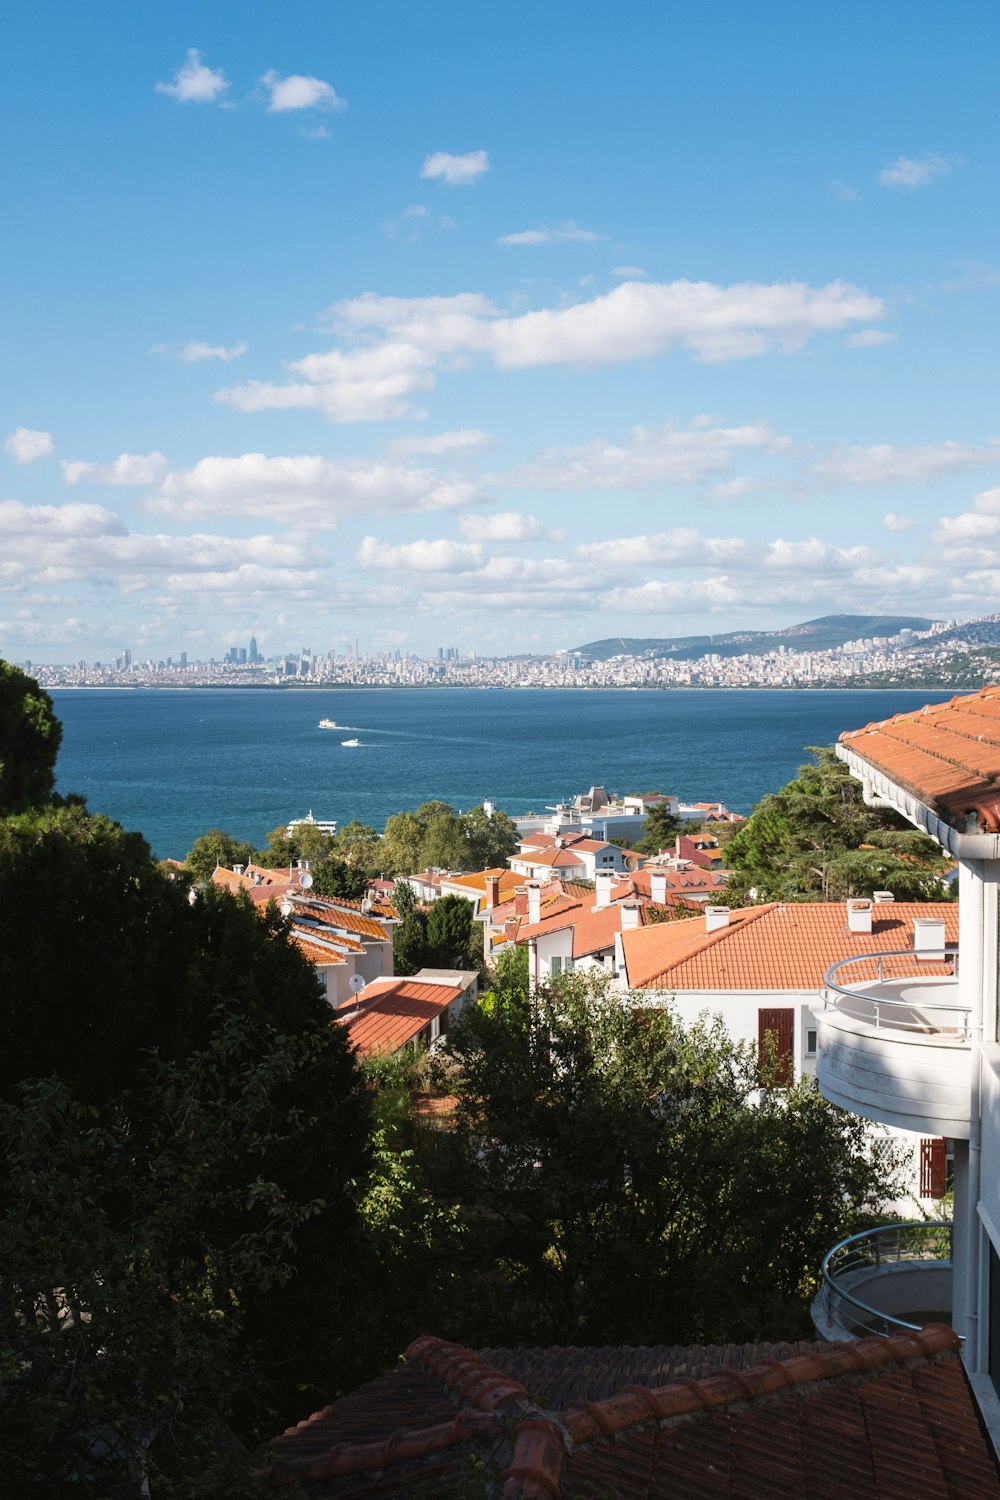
(49, 687, 937, 863)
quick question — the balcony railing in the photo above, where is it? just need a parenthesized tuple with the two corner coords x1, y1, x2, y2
(819, 1222, 955, 1340)
(822, 946, 969, 1041)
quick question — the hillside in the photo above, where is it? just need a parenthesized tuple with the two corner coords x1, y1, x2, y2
(573, 614, 936, 663)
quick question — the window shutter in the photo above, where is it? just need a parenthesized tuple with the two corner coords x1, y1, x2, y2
(758, 1008, 795, 1086)
(920, 1137, 948, 1199)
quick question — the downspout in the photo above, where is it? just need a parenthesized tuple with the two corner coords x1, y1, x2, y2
(962, 863, 985, 1363)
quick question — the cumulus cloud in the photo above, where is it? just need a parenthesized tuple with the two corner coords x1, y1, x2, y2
(225, 278, 882, 422)
(420, 150, 489, 185)
(877, 154, 953, 188)
(503, 419, 791, 491)
(142, 453, 487, 525)
(815, 441, 1000, 486)
(259, 70, 346, 112)
(844, 328, 896, 348)
(5, 428, 54, 464)
(357, 536, 484, 572)
(61, 452, 169, 486)
(498, 221, 602, 246)
(457, 511, 546, 542)
(0, 500, 126, 538)
(389, 429, 492, 457)
(155, 49, 229, 105)
(178, 339, 248, 362)
(882, 512, 915, 532)
(931, 488, 1000, 560)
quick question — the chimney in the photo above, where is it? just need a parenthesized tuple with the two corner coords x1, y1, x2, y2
(505, 916, 519, 942)
(485, 873, 501, 912)
(873, 890, 895, 904)
(846, 898, 873, 934)
(621, 901, 642, 930)
(527, 883, 541, 925)
(595, 870, 615, 909)
(296, 859, 311, 872)
(913, 916, 946, 961)
(232, 864, 245, 877)
(705, 906, 730, 933)
(648, 867, 667, 904)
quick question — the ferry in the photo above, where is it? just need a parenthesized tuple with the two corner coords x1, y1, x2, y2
(286, 809, 338, 837)
(318, 718, 338, 729)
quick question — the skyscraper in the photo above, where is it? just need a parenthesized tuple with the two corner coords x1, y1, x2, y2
(249, 635, 258, 663)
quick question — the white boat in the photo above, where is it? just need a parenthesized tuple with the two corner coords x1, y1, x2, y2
(341, 737, 359, 747)
(318, 718, 338, 729)
(286, 810, 338, 837)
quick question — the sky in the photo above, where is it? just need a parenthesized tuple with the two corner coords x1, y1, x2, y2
(3, 1, 999, 663)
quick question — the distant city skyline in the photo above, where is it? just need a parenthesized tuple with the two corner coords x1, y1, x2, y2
(3, 3, 999, 662)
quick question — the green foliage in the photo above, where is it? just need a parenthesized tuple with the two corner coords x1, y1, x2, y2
(634, 801, 683, 856)
(378, 801, 519, 877)
(434, 971, 902, 1347)
(722, 746, 954, 904)
(0, 661, 62, 813)
(0, 1017, 370, 1496)
(309, 851, 370, 900)
(426, 894, 476, 966)
(185, 825, 257, 881)
(460, 804, 520, 870)
(331, 818, 382, 878)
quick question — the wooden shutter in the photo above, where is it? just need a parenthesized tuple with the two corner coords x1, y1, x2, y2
(920, 1137, 948, 1199)
(758, 1008, 795, 1086)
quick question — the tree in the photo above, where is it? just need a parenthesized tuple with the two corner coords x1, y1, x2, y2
(0, 661, 62, 813)
(310, 851, 370, 900)
(380, 810, 426, 875)
(722, 746, 954, 904)
(185, 826, 257, 881)
(634, 801, 683, 856)
(425, 893, 477, 968)
(433, 972, 901, 1348)
(332, 819, 382, 878)
(460, 804, 520, 870)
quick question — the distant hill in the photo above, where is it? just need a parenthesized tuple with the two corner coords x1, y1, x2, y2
(572, 614, 937, 663)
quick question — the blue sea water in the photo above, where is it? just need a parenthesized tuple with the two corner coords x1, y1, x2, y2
(50, 687, 937, 862)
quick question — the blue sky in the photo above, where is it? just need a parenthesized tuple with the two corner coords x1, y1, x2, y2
(3, 1, 999, 661)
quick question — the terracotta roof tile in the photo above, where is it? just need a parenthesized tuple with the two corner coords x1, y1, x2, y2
(337, 979, 463, 1055)
(840, 685, 1000, 832)
(271, 1327, 999, 1498)
(621, 901, 958, 991)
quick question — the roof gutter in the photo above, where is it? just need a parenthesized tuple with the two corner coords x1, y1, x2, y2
(837, 743, 1000, 862)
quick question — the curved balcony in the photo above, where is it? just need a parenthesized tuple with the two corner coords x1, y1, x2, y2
(812, 1222, 955, 1343)
(816, 948, 971, 1137)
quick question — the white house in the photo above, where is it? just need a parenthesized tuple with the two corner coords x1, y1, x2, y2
(813, 683, 1000, 1447)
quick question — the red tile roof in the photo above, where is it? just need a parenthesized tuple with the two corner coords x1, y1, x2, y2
(621, 901, 958, 990)
(270, 1325, 998, 1498)
(840, 685, 1000, 833)
(337, 979, 463, 1056)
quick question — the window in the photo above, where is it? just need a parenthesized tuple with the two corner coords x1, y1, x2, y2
(805, 1027, 817, 1056)
(550, 955, 574, 976)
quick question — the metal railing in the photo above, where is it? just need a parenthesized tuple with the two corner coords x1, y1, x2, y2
(821, 946, 971, 1040)
(821, 1222, 956, 1339)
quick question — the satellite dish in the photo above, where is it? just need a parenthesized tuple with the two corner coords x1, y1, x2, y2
(298, 871, 313, 889)
(349, 974, 366, 995)
(279, 899, 293, 917)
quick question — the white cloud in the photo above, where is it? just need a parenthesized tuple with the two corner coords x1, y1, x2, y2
(613, 265, 649, 278)
(228, 279, 883, 423)
(504, 419, 790, 491)
(389, 429, 491, 457)
(5, 427, 54, 464)
(259, 70, 346, 113)
(61, 452, 169, 486)
(844, 328, 896, 348)
(0, 500, 126, 538)
(142, 453, 486, 526)
(829, 180, 861, 201)
(178, 339, 248, 362)
(931, 487, 1000, 557)
(155, 49, 229, 105)
(498, 221, 602, 246)
(300, 124, 330, 140)
(815, 441, 1000, 486)
(420, 150, 489, 186)
(457, 510, 546, 542)
(882, 512, 915, 532)
(357, 536, 484, 572)
(877, 154, 953, 188)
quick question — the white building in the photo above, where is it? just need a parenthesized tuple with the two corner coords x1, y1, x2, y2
(814, 684, 1000, 1448)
